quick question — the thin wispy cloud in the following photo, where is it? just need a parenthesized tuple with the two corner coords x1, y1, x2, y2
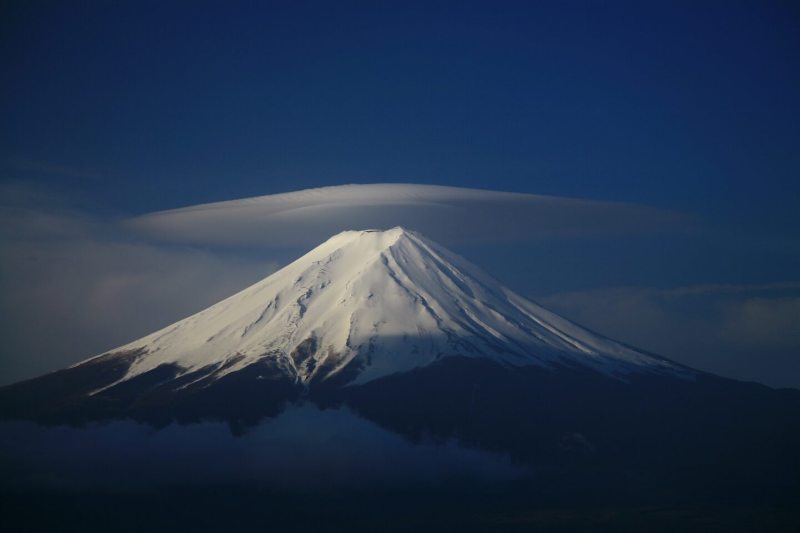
(5, 157, 105, 181)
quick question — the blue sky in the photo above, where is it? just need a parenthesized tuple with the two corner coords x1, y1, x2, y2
(1, 1, 798, 387)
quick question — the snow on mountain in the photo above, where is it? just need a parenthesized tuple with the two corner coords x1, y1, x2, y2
(86, 227, 686, 391)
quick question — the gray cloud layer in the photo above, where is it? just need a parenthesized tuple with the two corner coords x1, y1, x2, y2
(540, 283, 800, 389)
(0, 182, 277, 385)
(128, 183, 690, 247)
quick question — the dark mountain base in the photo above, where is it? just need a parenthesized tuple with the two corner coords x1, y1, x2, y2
(2, 486, 799, 533)
(322, 357, 800, 503)
(1, 356, 799, 507)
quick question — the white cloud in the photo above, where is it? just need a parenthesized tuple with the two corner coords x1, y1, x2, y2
(127, 183, 691, 247)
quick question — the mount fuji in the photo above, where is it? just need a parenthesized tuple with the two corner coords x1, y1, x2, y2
(1, 228, 799, 493)
(86, 227, 686, 382)
(1, 228, 685, 418)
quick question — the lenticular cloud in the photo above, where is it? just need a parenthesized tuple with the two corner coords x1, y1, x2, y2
(127, 184, 687, 247)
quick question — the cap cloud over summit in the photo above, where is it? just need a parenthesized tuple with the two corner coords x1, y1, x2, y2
(127, 184, 688, 247)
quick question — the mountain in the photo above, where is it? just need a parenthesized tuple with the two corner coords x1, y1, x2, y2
(1, 228, 799, 499)
(95, 226, 696, 384)
(1, 227, 685, 420)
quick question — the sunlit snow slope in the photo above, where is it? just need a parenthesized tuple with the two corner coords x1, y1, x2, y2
(88, 227, 686, 389)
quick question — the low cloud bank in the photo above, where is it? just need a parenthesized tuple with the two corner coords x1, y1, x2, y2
(0, 405, 524, 492)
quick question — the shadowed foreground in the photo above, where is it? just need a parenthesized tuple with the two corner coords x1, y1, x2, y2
(2, 486, 800, 532)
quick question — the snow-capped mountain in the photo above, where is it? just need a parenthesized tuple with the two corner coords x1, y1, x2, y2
(78, 227, 683, 394)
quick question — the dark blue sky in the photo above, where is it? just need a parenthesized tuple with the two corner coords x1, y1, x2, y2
(3, 1, 799, 219)
(1, 1, 799, 387)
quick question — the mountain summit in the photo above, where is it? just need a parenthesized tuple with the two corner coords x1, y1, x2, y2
(73, 227, 682, 393)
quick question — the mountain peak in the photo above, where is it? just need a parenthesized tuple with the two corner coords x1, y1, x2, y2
(322, 226, 418, 249)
